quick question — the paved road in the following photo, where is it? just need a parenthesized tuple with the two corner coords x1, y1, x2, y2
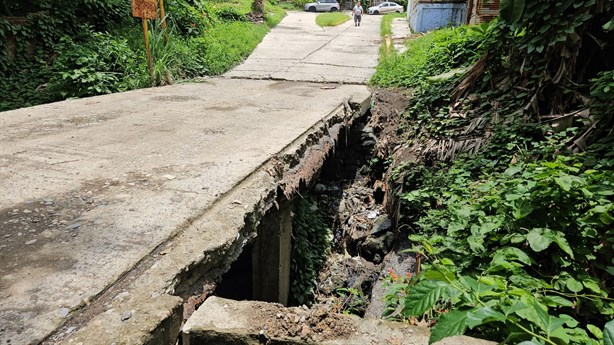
(225, 11, 382, 83)
(0, 11, 381, 345)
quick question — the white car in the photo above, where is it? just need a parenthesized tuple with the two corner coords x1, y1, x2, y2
(368, 2, 404, 14)
(304, 0, 340, 12)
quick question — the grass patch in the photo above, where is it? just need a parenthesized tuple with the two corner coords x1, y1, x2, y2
(370, 26, 483, 88)
(0, 0, 286, 111)
(316, 12, 350, 27)
(190, 21, 270, 75)
(380, 12, 404, 37)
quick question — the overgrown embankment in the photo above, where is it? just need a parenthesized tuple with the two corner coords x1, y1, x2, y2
(0, 0, 285, 111)
(370, 1, 614, 344)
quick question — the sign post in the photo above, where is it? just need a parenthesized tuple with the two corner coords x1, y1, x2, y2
(132, 0, 158, 79)
(159, 0, 167, 29)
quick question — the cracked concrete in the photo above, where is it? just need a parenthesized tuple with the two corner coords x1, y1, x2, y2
(0, 11, 381, 345)
(224, 11, 382, 84)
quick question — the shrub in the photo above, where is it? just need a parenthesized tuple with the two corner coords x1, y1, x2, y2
(192, 21, 268, 75)
(370, 26, 485, 88)
(316, 13, 350, 27)
(46, 32, 146, 98)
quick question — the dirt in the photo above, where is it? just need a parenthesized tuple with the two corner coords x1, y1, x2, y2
(249, 303, 356, 343)
(302, 88, 415, 319)
(368, 88, 412, 160)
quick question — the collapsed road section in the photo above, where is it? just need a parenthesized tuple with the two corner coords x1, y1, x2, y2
(0, 78, 370, 344)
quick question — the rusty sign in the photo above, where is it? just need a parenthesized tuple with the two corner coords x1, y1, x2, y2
(132, 0, 157, 19)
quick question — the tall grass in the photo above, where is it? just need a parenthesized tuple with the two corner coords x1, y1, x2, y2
(370, 26, 484, 88)
(316, 13, 350, 27)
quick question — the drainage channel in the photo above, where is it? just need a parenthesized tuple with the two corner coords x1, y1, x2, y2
(211, 116, 372, 306)
(179, 102, 423, 344)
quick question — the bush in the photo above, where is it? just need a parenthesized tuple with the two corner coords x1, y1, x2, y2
(370, 26, 485, 88)
(191, 21, 269, 75)
(46, 32, 146, 98)
(214, 6, 246, 22)
(166, 0, 215, 37)
(316, 13, 350, 27)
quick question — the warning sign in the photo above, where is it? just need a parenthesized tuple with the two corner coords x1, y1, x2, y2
(132, 0, 157, 19)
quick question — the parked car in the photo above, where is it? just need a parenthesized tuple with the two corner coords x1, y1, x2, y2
(304, 0, 340, 12)
(367, 2, 404, 14)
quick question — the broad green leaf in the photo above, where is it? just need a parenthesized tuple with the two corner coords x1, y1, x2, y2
(517, 342, 541, 345)
(500, 0, 526, 23)
(533, 302, 565, 334)
(558, 314, 579, 327)
(502, 301, 527, 316)
(468, 235, 486, 253)
(552, 231, 574, 258)
(587, 324, 603, 339)
(551, 327, 571, 343)
(540, 295, 574, 308)
(600, 211, 614, 225)
(566, 277, 583, 293)
(428, 310, 468, 344)
(465, 307, 506, 329)
(424, 269, 455, 283)
(405, 280, 450, 316)
(555, 175, 574, 191)
(440, 258, 455, 266)
(493, 247, 532, 266)
(504, 165, 523, 176)
(513, 200, 534, 219)
(527, 228, 553, 252)
(604, 319, 614, 345)
(582, 278, 603, 294)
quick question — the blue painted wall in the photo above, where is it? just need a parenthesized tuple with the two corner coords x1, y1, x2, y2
(408, 2, 466, 33)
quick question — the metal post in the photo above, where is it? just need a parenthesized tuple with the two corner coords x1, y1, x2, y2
(159, 0, 167, 29)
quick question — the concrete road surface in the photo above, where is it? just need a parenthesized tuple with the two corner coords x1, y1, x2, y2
(0, 11, 381, 345)
(225, 11, 382, 84)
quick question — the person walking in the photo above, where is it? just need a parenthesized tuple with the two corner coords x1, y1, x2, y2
(353, 1, 363, 26)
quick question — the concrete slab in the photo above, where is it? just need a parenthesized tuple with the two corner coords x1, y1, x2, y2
(224, 11, 382, 84)
(183, 296, 431, 345)
(0, 79, 370, 344)
(390, 17, 412, 54)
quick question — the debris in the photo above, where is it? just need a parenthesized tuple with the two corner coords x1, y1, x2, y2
(121, 310, 132, 321)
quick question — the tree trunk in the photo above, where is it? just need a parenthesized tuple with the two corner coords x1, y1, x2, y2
(252, 0, 264, 15)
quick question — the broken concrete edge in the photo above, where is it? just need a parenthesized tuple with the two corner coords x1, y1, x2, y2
(224, 75, 371, 86)
(45, 92, 371, 345)
(183, 297, 496, 345)
(182, 296, 431, 345)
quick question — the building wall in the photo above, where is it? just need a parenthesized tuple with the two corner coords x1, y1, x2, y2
(469, 0, 500, 24)
(407, 1, 467, 33)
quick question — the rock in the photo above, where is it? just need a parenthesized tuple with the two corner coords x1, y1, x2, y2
(370, 215, 392, 236)
(360, 232, 395, 264)
(66, 223, 81, 230)
(58, 307, 69, 318)
(121, 310, 132, 321)
(163, 174, 176, 180)
(364, 240, 417, 319)
(25, 239, 37, 245)
(317, 254, 380, 298)
(367, 211, 378, 219)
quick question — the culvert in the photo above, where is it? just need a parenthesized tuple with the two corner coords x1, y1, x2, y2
(176, 105, 383, 344)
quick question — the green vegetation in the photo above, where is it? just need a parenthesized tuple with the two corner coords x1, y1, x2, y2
(290, 197, 333, 306)
(380, 12, 404, 38)
(315, 12, 350, 27)
(372, 0, 614, 343)
(0, 0, 286, 111)
(371, 24, 485, 87)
